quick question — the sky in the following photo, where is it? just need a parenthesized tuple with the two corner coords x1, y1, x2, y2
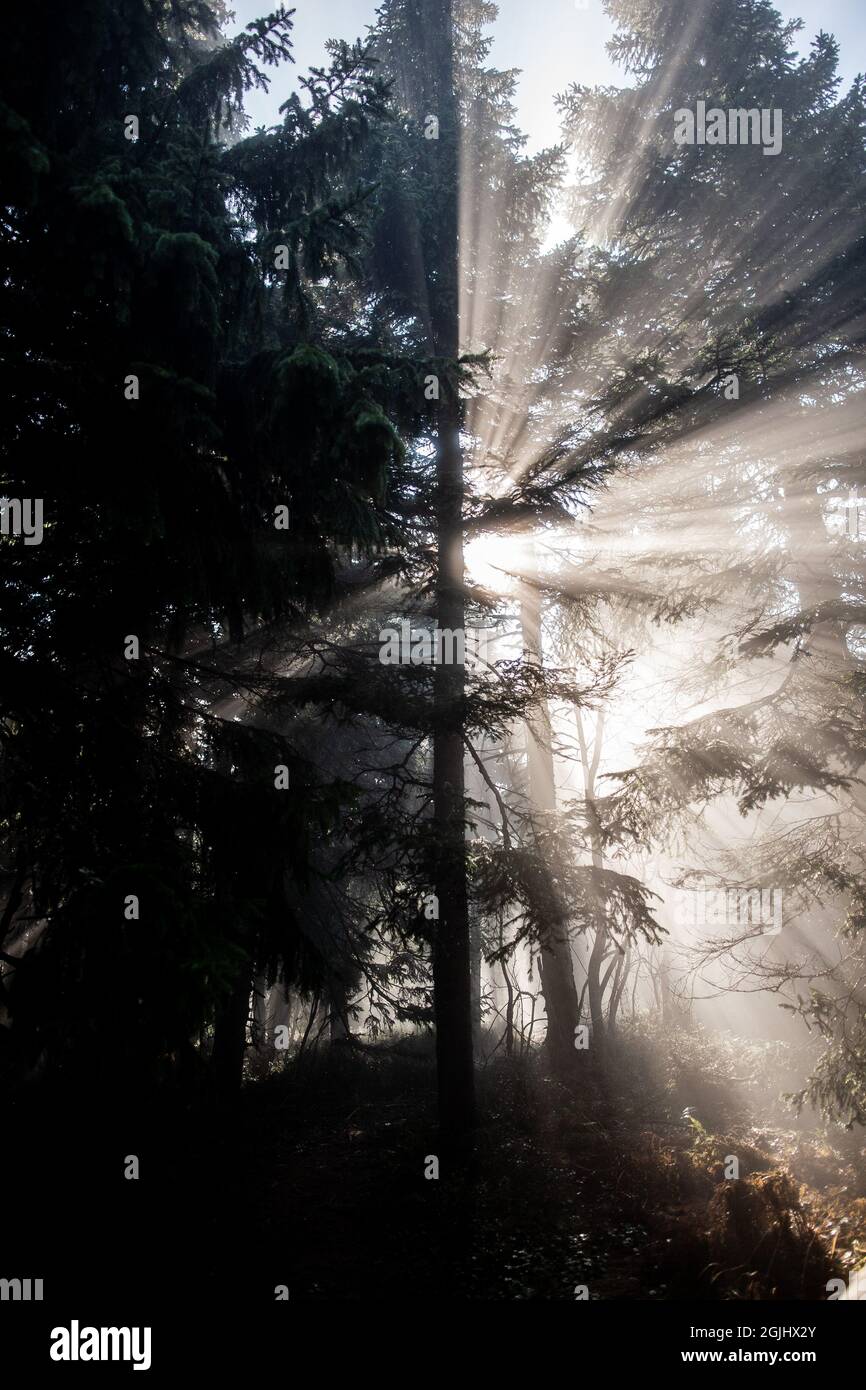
(228, 0, 865, 149)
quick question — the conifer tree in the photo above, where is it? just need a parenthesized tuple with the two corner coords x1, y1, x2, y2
(0, 1, 405, 1086)
(535, 0, 866, 1109)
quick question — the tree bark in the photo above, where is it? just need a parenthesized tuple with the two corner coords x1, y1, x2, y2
(328, 975, 351, 1041)
(430, 0, 475, 1137)
(211, 965, 251, 1094)
(469, 911, 482, 1055)
(519, 556, 579, 1070)
(576, 706, 609, 1053)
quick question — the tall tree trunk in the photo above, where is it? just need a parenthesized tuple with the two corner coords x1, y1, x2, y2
(519, 556, 579, 1070)
(608, 946, 630, 1033)
(469, 911, 482, 1055)
(430, 0, 475, 1137)
(586, 929, 607, 1045)
(211, 966, 251, 1094)
(328, 975, 351, 1041)
(576, 706, 608, 1053)
(210, 736, 252, 1093)
(252, 970, 268, 1046)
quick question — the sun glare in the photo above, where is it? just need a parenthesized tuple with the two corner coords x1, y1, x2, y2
(464, 531, 525, 591)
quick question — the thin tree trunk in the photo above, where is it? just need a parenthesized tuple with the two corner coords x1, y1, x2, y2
(503, 962, 515, 1057)
(607, 949, 628, 1033)
(252, 971, 268, 1048)
(211, 967, 251, 1094)
(519, 554, 579, 1070)
(469, 912, 482, 1055)
(576, 706, 608, 1053)
(430, 0, 475, 1137)
(297, 989, 320, 1058)
(586, 927, 607, 1046)
(328, 975, 351, 1041)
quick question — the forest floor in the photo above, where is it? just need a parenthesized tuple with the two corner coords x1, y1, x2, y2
(7, 1023, 866, 1304)
(226, 1023, 866, 1301)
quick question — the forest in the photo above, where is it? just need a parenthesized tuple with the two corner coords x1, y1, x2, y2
(1, 0, 866, 1349)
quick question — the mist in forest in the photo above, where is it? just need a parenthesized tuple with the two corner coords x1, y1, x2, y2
(2, 0, 866, 1358)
